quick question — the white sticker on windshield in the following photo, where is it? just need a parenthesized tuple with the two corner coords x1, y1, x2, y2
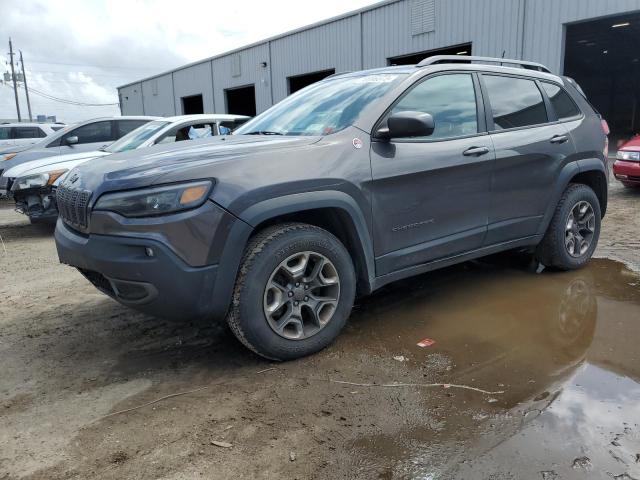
(354, 74, 397, 84)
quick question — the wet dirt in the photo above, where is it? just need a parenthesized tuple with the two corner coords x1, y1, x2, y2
(1, 182, 639, 479)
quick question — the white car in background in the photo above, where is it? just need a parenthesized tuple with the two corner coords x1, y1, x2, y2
(6, 114, 249, 223)
(0, 122, 66, 150)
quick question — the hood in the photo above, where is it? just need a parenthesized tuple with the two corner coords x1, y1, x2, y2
(68, 134, 321, 195)
(0, 143, 33, 155)
(4, 150, 110, 179)
(619, 135, 640, 151)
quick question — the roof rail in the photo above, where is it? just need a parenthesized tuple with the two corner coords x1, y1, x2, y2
(416, 55, 551, 73)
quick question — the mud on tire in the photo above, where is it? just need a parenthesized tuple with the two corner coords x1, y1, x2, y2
(226, 222, 356, 361)
(536, 183, 601, 270)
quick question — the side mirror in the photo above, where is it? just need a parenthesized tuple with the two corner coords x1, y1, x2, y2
(65, 135, 79, 146)
(376, 111, 435, 140)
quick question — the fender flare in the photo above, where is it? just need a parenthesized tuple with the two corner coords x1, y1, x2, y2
(536, 159, 607, 236)
(209, 190, 376, 319)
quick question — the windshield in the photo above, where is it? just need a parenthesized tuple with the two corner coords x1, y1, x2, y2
(234, 73, 405, 136)
(106, 120, 170, 153)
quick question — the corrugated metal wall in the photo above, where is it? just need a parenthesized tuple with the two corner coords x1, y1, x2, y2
(118, 0, 640, 117)
(211, 43, 272, 113)
(172, 62, 215, 114)
(523, 0, 640, 73)
(141, 74, 175, 116)
(270, 15, 361, 102)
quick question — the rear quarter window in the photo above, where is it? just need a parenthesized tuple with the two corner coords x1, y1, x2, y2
(541, 82, 581, 121)
(116, 120, 149, 137)
(483, 75, 548, 130)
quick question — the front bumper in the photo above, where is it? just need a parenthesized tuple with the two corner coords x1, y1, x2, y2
(55, 219, 219, 321)
(613, 160, 640, 185)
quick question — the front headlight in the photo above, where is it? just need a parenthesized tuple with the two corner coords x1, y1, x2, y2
(12, 169, 67, 191)
(93, 180, 213, 218)
(617, 150, 640, 161)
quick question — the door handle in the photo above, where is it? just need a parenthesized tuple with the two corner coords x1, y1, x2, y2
(550, 134, 569, 144)
(463, 146, 490, 156)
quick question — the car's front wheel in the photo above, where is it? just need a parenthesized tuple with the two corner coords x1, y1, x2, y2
(226, 223, 356, 360)
(536, 183, 601, 270)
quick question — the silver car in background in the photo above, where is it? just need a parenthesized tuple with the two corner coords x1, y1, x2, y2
(0, 122, 66, 150)
(6, 114, 249, 223)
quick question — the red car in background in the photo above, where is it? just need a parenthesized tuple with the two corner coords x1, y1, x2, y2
(613, 135, 640, 188)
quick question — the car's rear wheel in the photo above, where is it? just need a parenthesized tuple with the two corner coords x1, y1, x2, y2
(226, 222, 356, 360)
(536, 183, 601, 270)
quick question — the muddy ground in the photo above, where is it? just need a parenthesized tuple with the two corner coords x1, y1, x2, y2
(1, 177, 639, 480)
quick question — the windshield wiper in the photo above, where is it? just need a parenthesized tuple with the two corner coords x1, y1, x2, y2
(245, 130, 284, 135)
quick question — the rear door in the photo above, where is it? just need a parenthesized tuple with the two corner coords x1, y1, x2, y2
(58, 120, 115, 155)
(370, 72, 494, 276)
(480, 73, 576, 245)
(13, 126, 47, 147)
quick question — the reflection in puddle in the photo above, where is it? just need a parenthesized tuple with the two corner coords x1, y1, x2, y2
(330, 258, 640, 479)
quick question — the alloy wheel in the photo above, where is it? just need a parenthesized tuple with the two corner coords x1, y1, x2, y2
(565, 201, 596, 258)
(263, 251, 341, 340)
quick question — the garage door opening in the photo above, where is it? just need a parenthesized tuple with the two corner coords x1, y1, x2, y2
(388, 43, 472, 66)
(225, 85, 256, 117)
(288, 69, 336, 94)
(181, 94, 204, 114)
(564, 13, 640, 147)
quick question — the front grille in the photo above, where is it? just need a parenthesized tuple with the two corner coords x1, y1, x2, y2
(56, 184, 91, 229)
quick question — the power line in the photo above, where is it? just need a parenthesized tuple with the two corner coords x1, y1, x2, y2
(2, 82, 118, 106)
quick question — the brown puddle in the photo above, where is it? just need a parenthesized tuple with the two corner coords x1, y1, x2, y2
(323, 257, 640, 479)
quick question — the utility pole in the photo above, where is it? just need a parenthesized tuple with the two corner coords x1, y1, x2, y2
(19, 50, 32, 121)
(8, 38, 21, 122)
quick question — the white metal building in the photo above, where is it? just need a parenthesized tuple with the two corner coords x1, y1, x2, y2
(118, 0, 640, 138)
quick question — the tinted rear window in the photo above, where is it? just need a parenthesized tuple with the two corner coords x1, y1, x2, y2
(15, 127, 46, 138)
(541, 82, 581, 121)
(483, 75, 548, 130)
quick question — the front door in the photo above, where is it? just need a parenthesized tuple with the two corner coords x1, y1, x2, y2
(370, 72, 494, 276)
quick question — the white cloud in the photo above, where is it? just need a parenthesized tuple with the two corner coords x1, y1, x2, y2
(0, 0, 375, 123)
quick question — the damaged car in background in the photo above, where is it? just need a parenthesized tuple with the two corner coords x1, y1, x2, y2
(5, 114, 249, 223)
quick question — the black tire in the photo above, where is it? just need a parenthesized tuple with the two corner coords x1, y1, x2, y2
(536, 183, 601, 270)
(226, 222, 356, 360)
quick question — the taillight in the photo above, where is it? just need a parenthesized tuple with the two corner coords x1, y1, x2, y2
(601, 118, 610, 158)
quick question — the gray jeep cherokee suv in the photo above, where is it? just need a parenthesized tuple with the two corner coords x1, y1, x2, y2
(54, 56, 608, 360)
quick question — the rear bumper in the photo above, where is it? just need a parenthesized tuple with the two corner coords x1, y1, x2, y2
(613, 160, 640, 185)
(55, 220, 219, 320)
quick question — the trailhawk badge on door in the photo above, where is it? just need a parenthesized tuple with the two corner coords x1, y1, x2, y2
(352, 138, 363, 149)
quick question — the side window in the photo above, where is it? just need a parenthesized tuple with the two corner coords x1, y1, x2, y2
(0, 127, 11, 140)
(390, 73, 478, 139)
(14, 127, 45, 139)
(116, 120, 147, 138)
(541, 82, 581, 121)
(186, 123, 214, 139)
(483, 75, 548, 130)
(64, 121, 113, 144)
(156, 123, 215, 144)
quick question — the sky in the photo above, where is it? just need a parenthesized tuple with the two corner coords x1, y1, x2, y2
(0, 0, 375, 123)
